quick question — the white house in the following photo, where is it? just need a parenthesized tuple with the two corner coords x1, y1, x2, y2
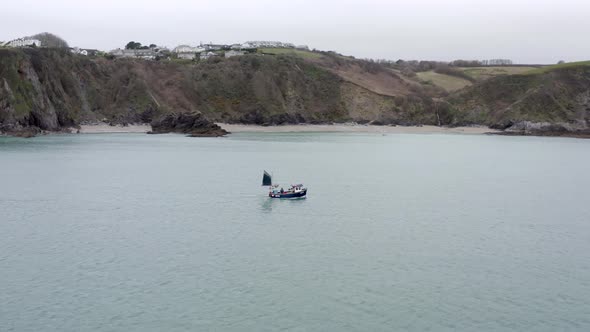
(153, 45, 169, 52)
(109, 48, 157, 60)
(4, 38, 41, 48)
(70, 47, 88, 56)
(200, 52, 218, 60)
(132, 49, 157, 59)
(173, 45, 204, 53)
(242, 41, 295, 49)
(178, 53, 196, 60)
(201, 43, 227, 51)
(225, 50, 245, 58)
(173, 45, 205, 60)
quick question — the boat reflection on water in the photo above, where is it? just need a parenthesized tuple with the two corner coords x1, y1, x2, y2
(260, 196, 274, 213)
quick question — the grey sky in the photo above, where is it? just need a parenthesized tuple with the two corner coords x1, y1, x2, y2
(1, 0, 589, 64)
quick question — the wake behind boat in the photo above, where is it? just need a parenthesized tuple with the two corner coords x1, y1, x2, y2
(262, 171, 307, 199)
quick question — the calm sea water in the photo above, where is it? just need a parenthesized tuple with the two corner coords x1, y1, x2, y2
(1, 132, 590, 331)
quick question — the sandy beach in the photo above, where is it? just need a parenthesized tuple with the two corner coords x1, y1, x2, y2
(76, 124, 152, 133)
(218, 123, 498, 135)
(72, 123, 497, 135)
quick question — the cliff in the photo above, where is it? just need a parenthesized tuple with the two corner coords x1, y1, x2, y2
(1, 48, 589, 137)
(446, 62, 590, 136)
(0, 48, 435, 136)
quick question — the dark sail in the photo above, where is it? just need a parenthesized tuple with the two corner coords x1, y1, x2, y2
(262, 171, 272, 186)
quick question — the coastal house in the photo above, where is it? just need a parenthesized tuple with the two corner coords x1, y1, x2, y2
(70, 47, 89, 56)
(242, 41, 295, 49)
(202, 43, 228, 51)
(177, 52, 196, 60)
(133, 49, 157, 59)
(173, 45, 204, 53)
(153, 45, 169, 52)
(4, 38, 41, 48)
(109, 48, 157, 60)
(173, 45, 205, 60)
(84, 49, 100, 56)
(200, 51, 218, 60)
(109, 49, 128, 57)
(225, 50, 245, 58)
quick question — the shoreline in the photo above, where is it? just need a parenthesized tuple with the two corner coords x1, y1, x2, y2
(4, 124, 590, 138)
(70, 123, 589, 138)
(76, 124, 152, 133)
(65, 123, 498, 135)
(217, 123, 498, 135)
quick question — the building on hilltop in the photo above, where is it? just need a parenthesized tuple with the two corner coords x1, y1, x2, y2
(70, 47, 100, 56)
(201, 43, 229, 51)
(76, 48, 88, 56)
(173, 45, 205, 60)
(200, 51, 218, 60)
(177, 52, 196, 60)
(152, 45, 169, 52)
(109, 48, 157, 60)
(4, 38, 41, 48)
(85, 49, 99, 56)
(242, 41, 295, 49)
(173, 45, 205, 53)
(131, 49, 157, 59)
(225, 50, 245, 58)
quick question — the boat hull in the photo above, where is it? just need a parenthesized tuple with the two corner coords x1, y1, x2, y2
(269, 189, 307, 199)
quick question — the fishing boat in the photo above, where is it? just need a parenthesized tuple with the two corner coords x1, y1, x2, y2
(262, 171, 307, 199)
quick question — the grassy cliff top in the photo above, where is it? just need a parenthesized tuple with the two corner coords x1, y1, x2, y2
(460, 66, 539, 80)
(257, 48, 322, 59)
(523, 61, 590, 75)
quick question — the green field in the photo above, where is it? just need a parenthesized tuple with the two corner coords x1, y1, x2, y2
(258, 48, 322, 59)
(416, 71, 472, 92)
(460, 66, 538, 80)
(523, 61, 590, 75)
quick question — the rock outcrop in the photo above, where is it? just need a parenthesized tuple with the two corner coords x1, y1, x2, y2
(149, 111, 228, 137)
(499, 121, 590, 138)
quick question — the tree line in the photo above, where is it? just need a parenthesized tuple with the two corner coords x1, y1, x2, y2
(125, 41, 157, 50)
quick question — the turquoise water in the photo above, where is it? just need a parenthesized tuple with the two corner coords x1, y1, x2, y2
(1, 132, 590, 331)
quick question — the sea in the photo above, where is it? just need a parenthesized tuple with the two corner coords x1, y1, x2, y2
(1, 132, 590, 331)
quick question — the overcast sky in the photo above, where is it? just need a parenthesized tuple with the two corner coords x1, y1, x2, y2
(1, 0, 589, 64)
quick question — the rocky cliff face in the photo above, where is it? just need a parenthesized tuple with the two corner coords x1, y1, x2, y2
(0, 48, 436, 136)
(446, 65, 590, 135)
(1, 48, 589, 137)
(0, 48, 161, 134)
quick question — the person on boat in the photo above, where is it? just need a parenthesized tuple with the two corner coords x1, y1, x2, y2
(280, 187, 284, 193)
